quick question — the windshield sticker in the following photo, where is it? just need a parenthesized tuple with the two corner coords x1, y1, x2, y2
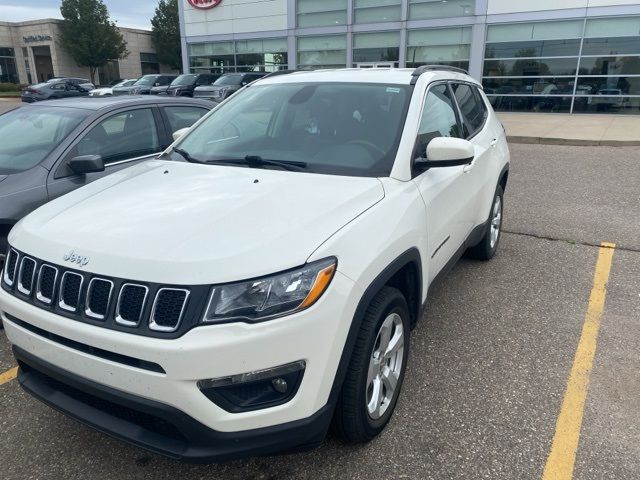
(386, 87, 401, 94)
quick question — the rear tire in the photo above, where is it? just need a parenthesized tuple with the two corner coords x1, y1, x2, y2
(467, 185, 504, 261)
(332, 286, 410, 443)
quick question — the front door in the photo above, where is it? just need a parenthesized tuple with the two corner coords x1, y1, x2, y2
(412, 83, 476, 281)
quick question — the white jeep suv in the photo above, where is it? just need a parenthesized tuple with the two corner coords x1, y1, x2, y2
(0, 67, 509, 461)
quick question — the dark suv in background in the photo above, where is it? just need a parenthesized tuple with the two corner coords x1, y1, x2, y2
(113, 74, 177, 96)
(193, 72, 267, 104)
(165, 73, 220, 97)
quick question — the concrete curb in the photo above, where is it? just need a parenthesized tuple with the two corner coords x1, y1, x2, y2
(507, 135, 640, 147)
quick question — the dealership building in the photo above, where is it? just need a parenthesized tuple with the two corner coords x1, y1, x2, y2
(0, 19, 174, 86)
(178, 0, 640, 114)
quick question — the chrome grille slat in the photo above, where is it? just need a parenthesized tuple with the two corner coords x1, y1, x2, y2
(150, 288, 190, 333)
(17, 256, 36, 295)
(59, 271, 84, 312)
(116, 283, 148, 327)
(85, 278, 114, 320)
(2, 248, 19, 287)
(36, 264, 59, 304)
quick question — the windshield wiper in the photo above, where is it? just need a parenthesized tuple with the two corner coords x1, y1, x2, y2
(173, 147, 203, 164)
(205, 155, 308, 171)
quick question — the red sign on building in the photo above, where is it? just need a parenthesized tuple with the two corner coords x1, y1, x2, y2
(187, 0, 223, 9)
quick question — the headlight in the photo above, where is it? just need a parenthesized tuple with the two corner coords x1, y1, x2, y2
(215, 87, 228, 98)
(202, 257, 336, 323)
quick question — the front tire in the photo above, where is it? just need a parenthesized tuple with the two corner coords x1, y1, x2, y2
(332, 286, 410, 443)
(467, 185, 504, 260)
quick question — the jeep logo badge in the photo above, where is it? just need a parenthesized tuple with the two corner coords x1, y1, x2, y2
(63, 250, 90, 267)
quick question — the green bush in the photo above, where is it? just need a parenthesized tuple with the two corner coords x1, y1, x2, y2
(0, 83, 25, 92)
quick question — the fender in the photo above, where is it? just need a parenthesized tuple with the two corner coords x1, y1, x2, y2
(327, 248, 422, 406)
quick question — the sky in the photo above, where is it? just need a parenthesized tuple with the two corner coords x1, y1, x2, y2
(0, 0, 158, 30)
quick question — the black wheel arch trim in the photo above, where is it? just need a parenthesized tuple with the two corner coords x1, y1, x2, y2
(328, 248, 422, 406)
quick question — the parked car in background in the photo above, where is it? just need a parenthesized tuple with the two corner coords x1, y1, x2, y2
(112, 75, 177, 96)
(89, 79, 137, 97)
(21, 80, 89, 103)
(48, 77, 94, 92)
(165, 73, 220, 97)
(0, 96, 213, 253)
(194, 72, 267, 104)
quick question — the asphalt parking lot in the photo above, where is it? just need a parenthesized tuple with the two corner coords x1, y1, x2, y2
(1, 142, 639, 479)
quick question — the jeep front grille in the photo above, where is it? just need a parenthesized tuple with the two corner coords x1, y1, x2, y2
(3, 248, 19, 286)
(1, 248, 198, 338)
(17, 257, 37, 295)
(116, 284, 148, 327)
(36, 264, 58, 304)
(86, 278, 113, 320)
(59, 272, 84, 312)
(150, 288, 190, 332)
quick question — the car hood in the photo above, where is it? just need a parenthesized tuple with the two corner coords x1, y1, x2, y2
(11, 160, 385, 285)
(194, 85, 223, 93)
(0, 174, 7, 184)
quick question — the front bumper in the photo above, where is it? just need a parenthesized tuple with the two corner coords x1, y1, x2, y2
(14, 345, 333, 462)
(0, 272, 360, 457)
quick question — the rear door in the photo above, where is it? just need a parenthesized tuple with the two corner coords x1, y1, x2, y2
(47, 106, 164, 200)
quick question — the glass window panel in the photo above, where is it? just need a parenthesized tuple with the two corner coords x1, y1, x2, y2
(298, 35, 347, 51)
(487, 21, 583, 43)
(579, 56, 640, 76)
(0, 47, 15, 57)
(408, 45, 470, 63)
(189, 42, 234, 56)
(235, 38, 287, 54)
(354, 31, 400, 49)
(356, 0, 400, 7)
(297, 0, 347, 27)
(0, 57, 19, 83)
(585, 17, 640, 38)
(482, 77, 576, 95)
(355, 5, 401, 23)
(164, 106, 208, 133)
(353, 48, 400, 63)
(409, 0, 475, 20)
(298, 0, 346, 14)
(408, 27, 472, 47)
(575, 76, 640, 96)
(417, 84, 463, 155)
(573, 96, 640, 115)
(407, 60, 470, 70)
(298, 35, 347, 68)
(483, 58, 578, 77)
(451, 83, 487, 136)
(487, 95, 572, 113)
(581, 37, 640, 56)
(485, 40, 581, 59)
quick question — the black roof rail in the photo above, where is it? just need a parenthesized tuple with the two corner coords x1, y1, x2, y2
(261, 69, 301, 79)
(410, 65, 469, 84)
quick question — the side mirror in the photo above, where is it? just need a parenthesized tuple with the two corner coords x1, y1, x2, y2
(172, 127, 190, 142)
(415, 137, 475, 170)
(69, 154, 105, 174)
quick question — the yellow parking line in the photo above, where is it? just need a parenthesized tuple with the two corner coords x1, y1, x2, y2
(0, 366, 18, 385)
(542, 242, 616, 480)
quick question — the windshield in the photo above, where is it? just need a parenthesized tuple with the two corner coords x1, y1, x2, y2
(0, 106, 90, 174)
(115, 79, 136, 88)
(213, 75, 243, 86)
(172, 82, 411, 177)
(172, 74, 197, 86)
(134, 75, 158, 86)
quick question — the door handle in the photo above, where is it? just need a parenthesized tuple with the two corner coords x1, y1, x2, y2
(490, 138, 499, 147)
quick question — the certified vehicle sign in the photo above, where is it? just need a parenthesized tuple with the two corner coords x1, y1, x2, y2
(187, 0, 222, 9)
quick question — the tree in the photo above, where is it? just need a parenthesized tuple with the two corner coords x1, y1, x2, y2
(151, 0, 182, 71)
(59, 0, 129, 84)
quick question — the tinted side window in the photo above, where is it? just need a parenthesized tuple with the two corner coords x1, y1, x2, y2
(416, 84, 462, 157)
(164, 106, 208, 133)
(73, 108, 160, 164)
(451, 83, 487, 137)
